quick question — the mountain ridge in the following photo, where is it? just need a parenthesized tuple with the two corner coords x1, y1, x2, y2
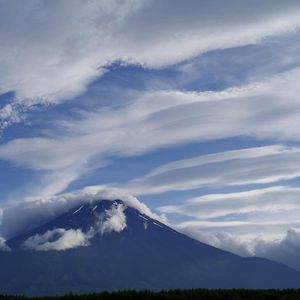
(1, 199, 300, 296)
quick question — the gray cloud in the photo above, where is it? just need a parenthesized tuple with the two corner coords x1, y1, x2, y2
(179, 226, 300, 272)
(254, 227, 300, 271)
(159, 185, 300, 272)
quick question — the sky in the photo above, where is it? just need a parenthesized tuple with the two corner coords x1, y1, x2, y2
(2, 0, 300, 270)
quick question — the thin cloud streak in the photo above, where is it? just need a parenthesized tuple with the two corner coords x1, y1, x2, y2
(123, 145, 300, 195)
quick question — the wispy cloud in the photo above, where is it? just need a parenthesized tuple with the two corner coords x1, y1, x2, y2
(161, 186, 300, 228)
(161, 185, 300, 267)
(123, 145, 300, 195)
(187, 187, 300, 217)
(1, 0, 300, 126)
(1, 68, 300, 196)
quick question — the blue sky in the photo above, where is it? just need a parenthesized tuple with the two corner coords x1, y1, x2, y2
(2, 0, 300, 269)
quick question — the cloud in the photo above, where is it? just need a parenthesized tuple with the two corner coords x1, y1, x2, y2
(2, 67, 300, 196)
(160, 185, 300, 267)
(0, 187, 163, 239)
(22, 228, 89, 251)
(21, 202, 127, 252)
(179, 226, 300, 272)
(160, 186, 300, 247)
(0, 236, 10, 252)
(159, 186, 300, 220)
(99, 203, 127, 235)
(21, 202, 128, 251)
(253, 227, 300, 271)
(123, 145, 300, 195)
(178, 227, 253, 257)
(1, 0, 300, 125)
(0, 103, 24, 131)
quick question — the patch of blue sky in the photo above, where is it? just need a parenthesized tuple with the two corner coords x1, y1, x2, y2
(174, 31, 300, 92)
(0, 160, 44, 204)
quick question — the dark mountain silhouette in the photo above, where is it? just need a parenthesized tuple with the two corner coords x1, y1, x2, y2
(1, 199, 300, 296)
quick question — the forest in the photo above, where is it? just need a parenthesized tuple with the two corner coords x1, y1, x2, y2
(1, 289, 300, 300)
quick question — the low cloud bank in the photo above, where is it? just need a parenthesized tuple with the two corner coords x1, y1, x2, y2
(23, 228, 89, 251)
(180, 226, 300, 271)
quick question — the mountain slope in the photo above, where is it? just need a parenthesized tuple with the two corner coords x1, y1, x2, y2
(1, 199, 300, 296)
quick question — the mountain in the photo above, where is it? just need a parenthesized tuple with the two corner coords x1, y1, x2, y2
(1, 199, 300, 296)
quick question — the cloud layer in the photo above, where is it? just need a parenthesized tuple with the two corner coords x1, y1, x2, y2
(160, 185, 300, 220)
(167, 186, 300, 236)
(2, 68, 300, 196)
(1, 0, 300, 127)
(124, 145, 300, 195)
(179, 226, 300, 272)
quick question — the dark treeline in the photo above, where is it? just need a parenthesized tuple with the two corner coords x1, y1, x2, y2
(1, 289, 300, 300)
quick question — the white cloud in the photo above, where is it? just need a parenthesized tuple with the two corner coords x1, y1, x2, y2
(1, 0, 300, 125)
(22, 202, 128, 251)
(2, 67, 300, 196)
(178, 226, 300, 271)
(99, 204, 127, 235)
(0, 236, 10, 252)
(123, 145, 300, 195)
(159, 186, 300, 249)
(0, 103, 23, 131)
(159, 186, 300, 220)
(158, 185, 300, 267)
(22, 228, 89, 251)
(0, 187, 163, 239)
(178, 227, 254, 257)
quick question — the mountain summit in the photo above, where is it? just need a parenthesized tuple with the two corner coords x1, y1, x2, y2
(1, 199, 300, 296)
